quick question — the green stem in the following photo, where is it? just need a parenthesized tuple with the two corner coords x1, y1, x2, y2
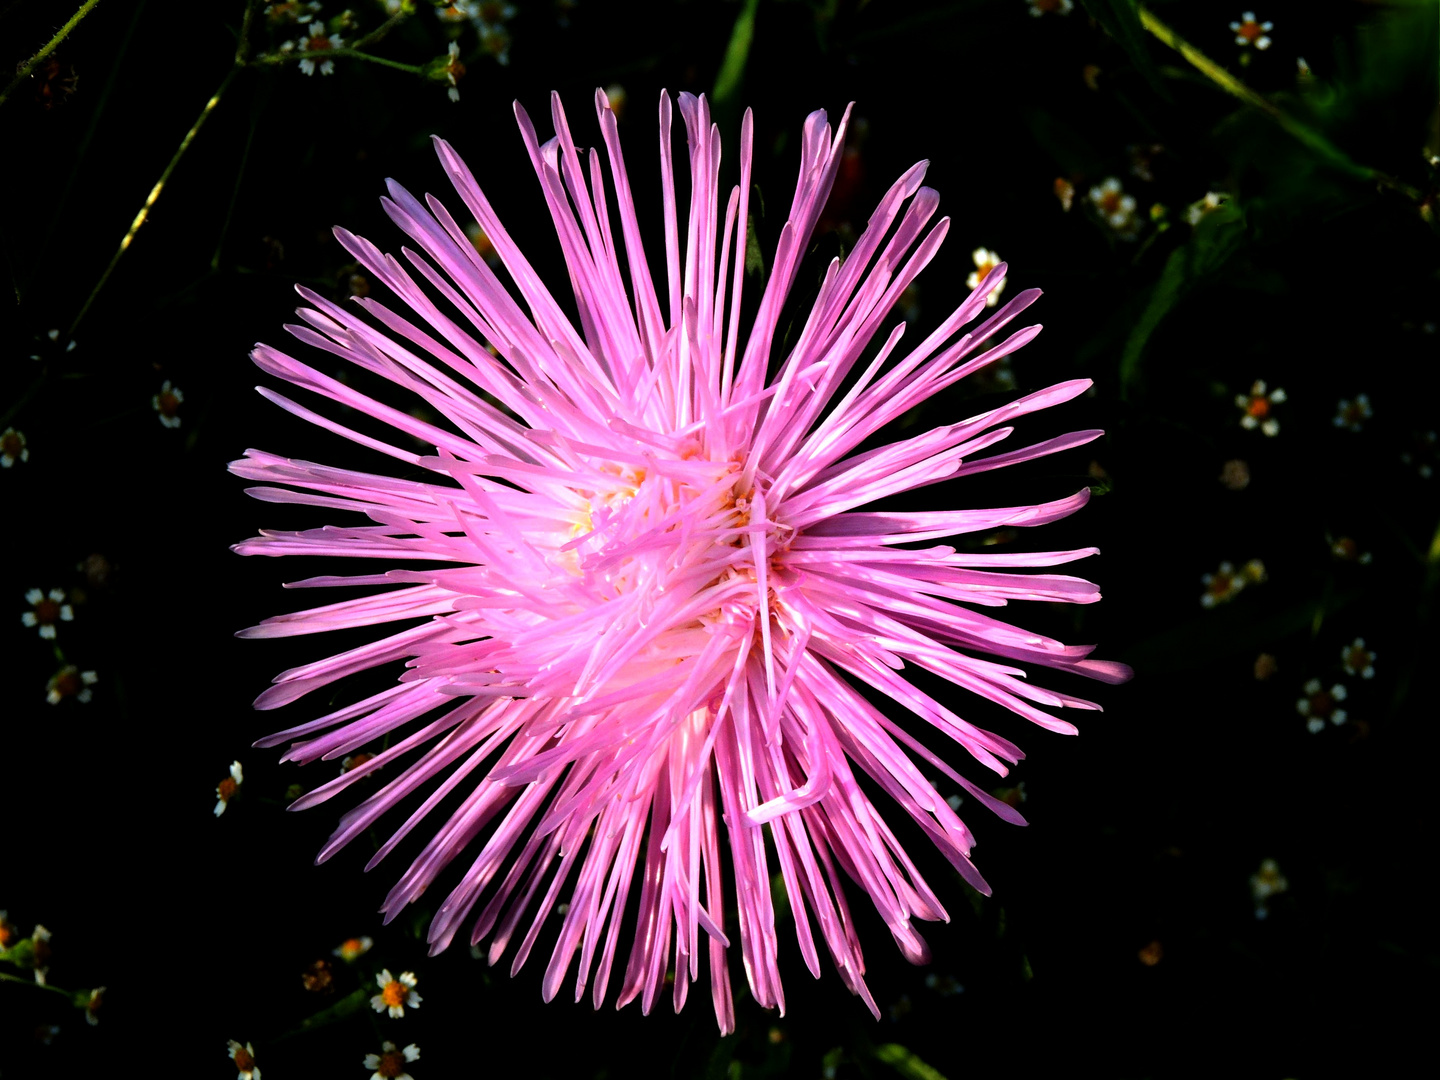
(0, 971, 73, 1000)
(1138, 4, 1423, 199)
(0, 0, 104, 109)
(253, 48, 425, 76)
(68, 65, 240, 337)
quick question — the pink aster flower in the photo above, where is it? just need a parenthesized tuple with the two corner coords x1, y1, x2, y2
(232, 90, 1128, 1031)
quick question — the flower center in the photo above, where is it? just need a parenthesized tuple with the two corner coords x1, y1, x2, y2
(218, 777, 238, 800)
(1246, 397, 1270, 419)
(376, 1051, 407, 1079)
(233, 1046, 256, 1070)
(1238, 21, 1263, 42)
(381, 980, 407, 1007)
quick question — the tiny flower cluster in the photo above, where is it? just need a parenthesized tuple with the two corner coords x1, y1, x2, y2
(1296, 636, 1376, 734)
(1200, 559, 1266, 607)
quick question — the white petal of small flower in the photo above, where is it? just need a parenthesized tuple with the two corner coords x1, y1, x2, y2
(21, 612, 37, 627)
(1306, 717, 1324, 734)
(39, 624, 56, 640)
(230, 761, 245, 784)
(25, 588, 43, 604)
(403, 1044, 421, 1062)
(1330, 684, 1347, 701)
(1330, 709, 1347, 725)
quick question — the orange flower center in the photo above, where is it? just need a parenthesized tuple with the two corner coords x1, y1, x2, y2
(1237, 21, 1263, 43)
(218, 777, 238, 800)
(158, 392, 179, 416)
(35, 599, 60, 624)
(53, 671, 80, 696)
(307, 33, 332, 51)
(1, 433, 21, 455)
(1246, 397, 1270, 419)
(381, 980, 407, 1007)
(376, 1050, 408, 1079)
(339, 937, 365, 957)
(1307, 691, 1333, 717)
(233, 1046, 256, 1070)
(1096, 190, 1122, 214)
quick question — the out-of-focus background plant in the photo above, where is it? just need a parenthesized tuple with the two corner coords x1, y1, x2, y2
(2, 0, 1435, 1075)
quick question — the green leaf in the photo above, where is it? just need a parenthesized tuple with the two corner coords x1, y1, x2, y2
(870, 1043, 951, 1080)
(1119, 200, 1247, 396)
(279, 987, 369, 1039)
(1079, 0, 1170, 101)
(713, 0, 761, 106)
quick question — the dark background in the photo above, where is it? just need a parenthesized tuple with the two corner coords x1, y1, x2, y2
(2, 0, 1437, 1076)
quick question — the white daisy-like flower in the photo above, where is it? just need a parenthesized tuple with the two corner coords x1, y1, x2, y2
(31, 924, 52, 984)
(1341, 638, 1375, 679)
(965, 247, 1007, 307)
(153, 379, 184, 428)
(1230, 12, 1273, 50)
(1088, 177, 1139, 237)
(1200, 561, 1245, 608)
(371, 970, 421, 1018)
(298, 31, 343, 76)
(22, 588, 73, 639)
(228, 1039, 260, 1080)
(332, 935, 374, 962)
(46, 665, 97, 704)
(1297, 678, 1347, 732)
(1236, 379, 1286, 436)
(1333, 394, 1372, 432)
(1184, 191, 1228, 226)
(365, 1041, 421, 1080)
(215, 760, 245, 817)
(1, 426, 28, 466)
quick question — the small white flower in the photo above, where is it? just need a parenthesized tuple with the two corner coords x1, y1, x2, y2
(152, 380, 184, 428)
(1184, 191, 1228, 226)
(22, 587, 73, 639)
(1088, 177, 1139, 238)
(1, 426, 29, 467)
(46, 666, 97, 704)
(965, 248, 1007, 307)
(1341, 638, 1375, 679)
(1333, 394, 1372, 432)
(1297, 679, 1347, 729)
(365, 1041, 421, 1080)
(332, 935, 374, 961)
(227, 1039, 260, 1080)
(1230, 12, 1273, 50)
(371, 969, 422, 1018)
(215, 760, 244, 816)
(1236, 380, 1285, 436)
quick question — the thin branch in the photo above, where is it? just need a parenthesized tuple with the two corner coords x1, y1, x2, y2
(0, 0, 104, 109)
(68, 65, 240, 336)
